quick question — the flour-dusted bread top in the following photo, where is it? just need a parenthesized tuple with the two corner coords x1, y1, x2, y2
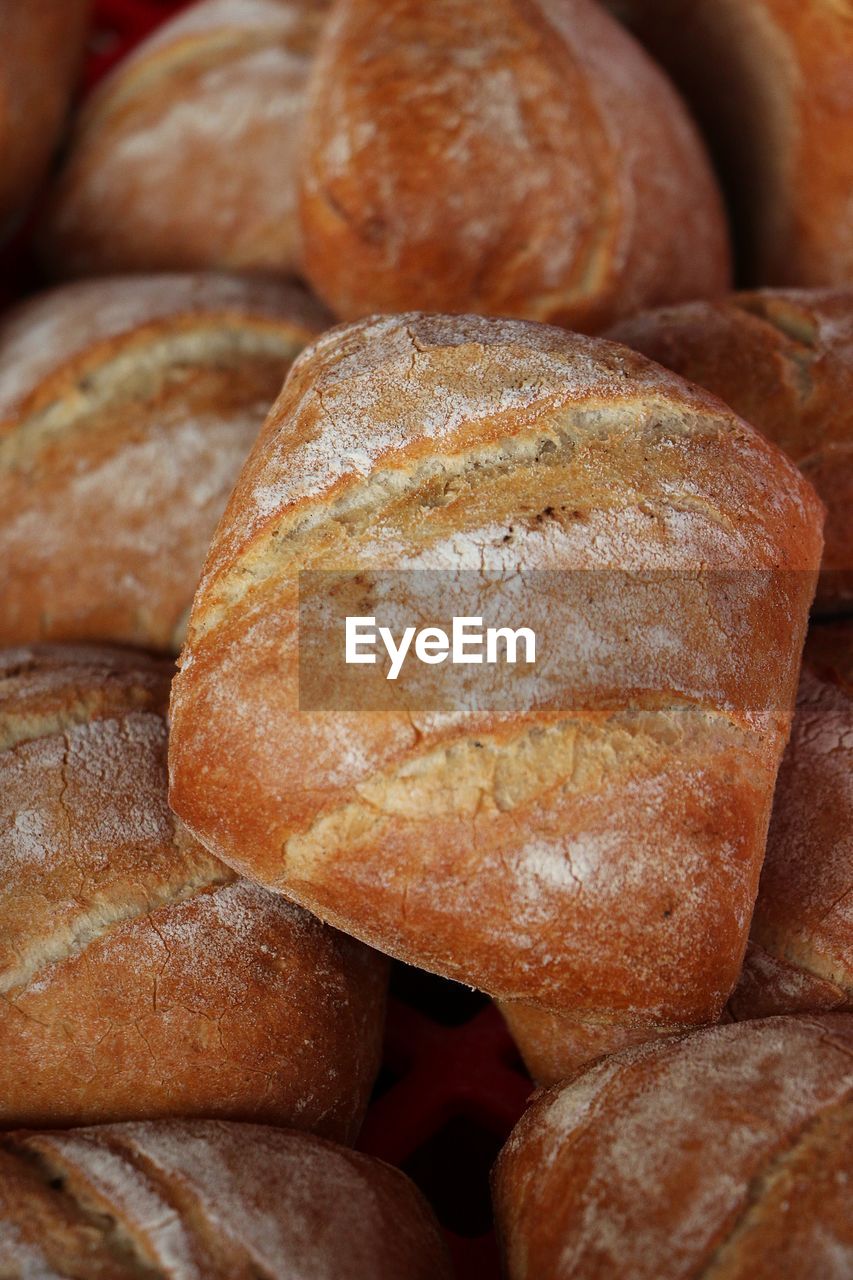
(0, 1119, 451, 1279)
(0, 273, 329, 651)
(298, 0, 730, 329)
(193, 311, 821, 609)
(39, 0, 330, 277)
(610, 287, 853, 612)
(169, 314, 822, 1043)
(0, 646, 386, 1138)
(0, 272, 326, 423)
(494, 1014, 853, 1280)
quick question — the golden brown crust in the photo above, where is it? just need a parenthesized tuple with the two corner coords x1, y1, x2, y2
(498, 1000, 697, 1086)
(38, 0, 329, 278)
(493, 1014, 853, 1280)
(609, 288, 853, 613)
(169, 313, 822, 1073)
(297, 0, 730, 329)
(728, 621, 853, 1021)
(604, 0, 853, 287)
(0, 647, 386, 1140)
(0, 1119, 452, 1279)
(0, 1, 91, 230)
(0, 273, 329, 652)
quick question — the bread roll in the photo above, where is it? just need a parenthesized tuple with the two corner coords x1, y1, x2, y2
(168, 312, 822, 1080)
(728, 622, 853, 1021)
(493, 1014, 853, 1280)
(0, 273, 327, 652)
(603, 0, 853, 287)
(0, 1118, 451, 1278)
(0, 646, 386, 1137)
(0, 1, 90, 232)
(609, 288, 853, 614)
(297, 0, 730, 331)
(38, 0, 329, 278)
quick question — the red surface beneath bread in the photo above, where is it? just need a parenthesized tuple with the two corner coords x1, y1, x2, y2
(0, 4, 534, 1273)
(85, 0, 197, 87)
(362, 969, 531, 1277)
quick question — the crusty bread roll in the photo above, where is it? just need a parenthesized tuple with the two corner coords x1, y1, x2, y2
(297, 0, 730, 331)
(493, 1014, 853, 1280)
(169, 312, 822, 1081)
(603, 0, 853, 287)
(38, 0, 329, 278)
(0, 273, 327, 652)
(0, 1, 91, 232)
(0, 1119, 451, 1278)
(728, 622, 853, 1021)
(0, 646, 386, 1137)
(609, 288, 853, 614)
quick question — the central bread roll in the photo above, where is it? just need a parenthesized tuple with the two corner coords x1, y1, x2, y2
(297, 0, 730, 330)
(0, 646, 386, 1139)
(168, 313, 823, 1077)
(0, 1119, 451, 1278)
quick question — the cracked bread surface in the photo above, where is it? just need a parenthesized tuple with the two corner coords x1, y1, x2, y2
(0, 646, 386, 1140)
(169, 313, 823, 1072)
(0, 1118, 451, 1279)
(493, 1013, 853, 1280)
(0, 273, 328, 652)
(609, 287, 853, 612)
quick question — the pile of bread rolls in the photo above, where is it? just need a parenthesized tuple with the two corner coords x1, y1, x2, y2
(1, 0, 850, 1276)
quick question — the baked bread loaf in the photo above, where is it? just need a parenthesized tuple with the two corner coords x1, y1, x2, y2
(297, 0, 730, 331)
(493, 1014, 853, 1280)
(728, 622, 853, 1021)
(0, 646, 386, 1137)
(169, 312, 823, 1081)
(0, 1119, 451, 1278)
(603, 0, 853, 287)
(38, 0, 329, 278)
(609, 288, 853, 614)
(0, 272, 327, 652)
(0, 1, 91, 232)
